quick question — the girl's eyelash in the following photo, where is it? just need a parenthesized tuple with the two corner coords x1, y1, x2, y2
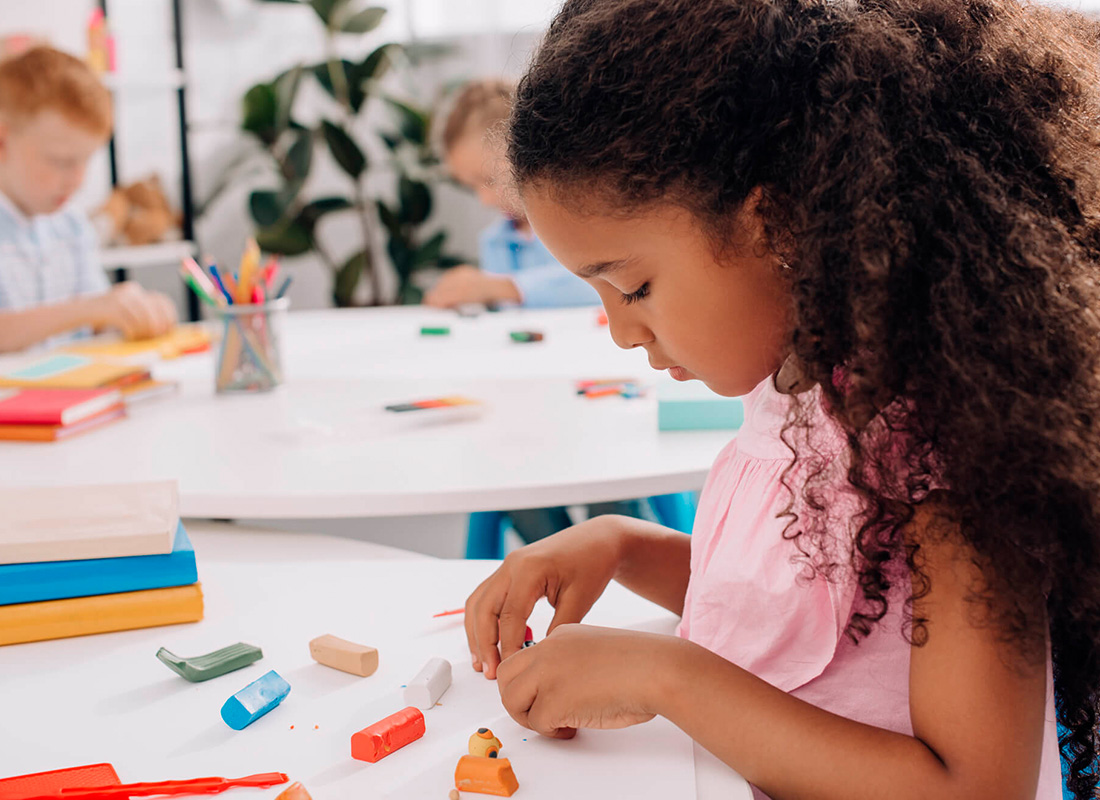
(620, 282, 650, 305)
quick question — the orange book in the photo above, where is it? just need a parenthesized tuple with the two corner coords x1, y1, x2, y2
(0, 583, 203, 646)
(0, 404, 125, 442)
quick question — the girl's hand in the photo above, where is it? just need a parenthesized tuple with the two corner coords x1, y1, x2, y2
(496, 624, 672, 738)
(464, 516, 627, 679)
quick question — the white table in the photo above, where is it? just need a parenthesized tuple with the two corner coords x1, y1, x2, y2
(0, 307, 733, 519)
(0, 525, 751, 799)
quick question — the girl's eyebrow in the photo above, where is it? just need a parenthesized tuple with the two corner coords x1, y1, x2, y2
(577, 257, 633, 279)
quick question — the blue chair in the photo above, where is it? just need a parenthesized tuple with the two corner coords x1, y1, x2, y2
(465, 492, 697, 559)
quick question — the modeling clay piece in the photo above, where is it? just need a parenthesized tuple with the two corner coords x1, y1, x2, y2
(403, 657, 452, 709)
(523, 626, 535, 649)
(509, 331, 543, 343)
(220, 670, 291, 730)
(454, 756, 519, 797)
(469, 728, 503, 758)
(351, 706, 426, 763)
(275, 781, 313, 800)
(308, 634, 378, 677)
(421, 326, 450, 336)
(156, 642, 263, 682)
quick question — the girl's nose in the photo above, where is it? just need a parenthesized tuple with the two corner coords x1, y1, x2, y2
(606, 310, 653, 351)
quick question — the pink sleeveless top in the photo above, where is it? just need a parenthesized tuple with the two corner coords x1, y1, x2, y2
(677, 374, 1061, 799)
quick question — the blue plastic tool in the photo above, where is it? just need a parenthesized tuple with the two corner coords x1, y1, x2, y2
(220, 670, 290, 730)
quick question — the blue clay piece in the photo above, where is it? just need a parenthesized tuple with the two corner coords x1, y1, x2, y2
(220, 670, 290, 730)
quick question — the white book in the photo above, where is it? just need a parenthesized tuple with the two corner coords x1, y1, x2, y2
(0, 481, 178, 565)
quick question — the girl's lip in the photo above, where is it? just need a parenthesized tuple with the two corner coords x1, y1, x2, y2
(668, 366, 689, 381)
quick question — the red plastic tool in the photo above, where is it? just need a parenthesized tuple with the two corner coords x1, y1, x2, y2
(19, 772, 287, 800)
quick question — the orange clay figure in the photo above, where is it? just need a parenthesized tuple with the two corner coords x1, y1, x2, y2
(351, 706, 426, 763)
(454, 756, 519, 797)
(274, 782, 312, 800)
(468, 727, 503, 758)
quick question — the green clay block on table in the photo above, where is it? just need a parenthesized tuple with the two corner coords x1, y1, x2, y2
(157, 641, 263, 682)
(420, 326, 450, 336)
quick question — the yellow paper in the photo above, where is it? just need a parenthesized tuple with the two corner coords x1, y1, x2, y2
(63, 325, 212, 360)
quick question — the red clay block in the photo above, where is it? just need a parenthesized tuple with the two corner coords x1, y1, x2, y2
(351, 706, 425, 763)
(454, 756, 519, 796)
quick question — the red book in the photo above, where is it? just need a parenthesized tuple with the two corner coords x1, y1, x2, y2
(0, 405, 125, 442)
(0, 388, 122, 426)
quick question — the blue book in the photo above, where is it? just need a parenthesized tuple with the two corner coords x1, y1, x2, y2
(0, 522, 196, 606)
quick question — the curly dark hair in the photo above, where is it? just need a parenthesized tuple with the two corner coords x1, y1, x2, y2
(509, 0, 1100, 794)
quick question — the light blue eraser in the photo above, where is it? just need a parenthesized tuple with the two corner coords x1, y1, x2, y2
(220, 669, 291, 730)
(657, 381, 745, 431)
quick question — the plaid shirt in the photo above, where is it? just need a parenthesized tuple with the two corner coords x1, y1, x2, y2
(0, 190, 108, 345)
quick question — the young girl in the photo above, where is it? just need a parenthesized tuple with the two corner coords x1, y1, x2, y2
(463, 1, 1100, 797)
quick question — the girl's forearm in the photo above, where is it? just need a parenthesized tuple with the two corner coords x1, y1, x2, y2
(611, 516, 692, 615)
(650, 637, 1035, 800)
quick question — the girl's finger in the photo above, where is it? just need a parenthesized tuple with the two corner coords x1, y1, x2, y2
(472, 577, 508, 679)
(497, 649, 538, 730)
(529, 696, 578, 740)
(547, 587, 588, 634)
(497, 575, 546, 664)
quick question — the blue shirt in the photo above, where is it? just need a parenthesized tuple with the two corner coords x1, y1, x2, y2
(0, 190, 108, 312)
(479, 218, 600, 308)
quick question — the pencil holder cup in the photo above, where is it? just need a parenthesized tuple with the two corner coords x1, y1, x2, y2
(214, 297, 288, 394)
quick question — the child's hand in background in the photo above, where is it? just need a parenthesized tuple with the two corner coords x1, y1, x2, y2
(496, 624, 674, 738)
(464, 516, 628, 679)
(91, 281, 177, 340)
(424, 265, 521, 308)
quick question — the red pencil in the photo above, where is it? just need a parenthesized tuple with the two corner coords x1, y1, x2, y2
(432, 608, 465, 618)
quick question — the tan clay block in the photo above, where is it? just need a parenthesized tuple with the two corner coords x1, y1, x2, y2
(309, 634, 378, 677)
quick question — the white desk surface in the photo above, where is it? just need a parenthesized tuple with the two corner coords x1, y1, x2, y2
(0, 525, 751, 799)
(0, 307, 733, 520)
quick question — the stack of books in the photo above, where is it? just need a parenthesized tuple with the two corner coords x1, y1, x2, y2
(0, 481, 203, 646)
(0, 387, 125, 441)
(0, 353, 178, 416)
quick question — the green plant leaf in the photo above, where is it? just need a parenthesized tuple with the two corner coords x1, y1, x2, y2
(399, 283, 424, 305)
(284, 128, 313, 183)
(274, 64, 304, 132)
(402, 41, 458, 64)
(334, 250, 368, 306)
(249, 190, 288, 227)
(376, 200, 401, 236)
(256, 218, 313, 256)
(398, 176, 432, 225)
(241, 83, 278, 144)
(384, 96, 428, 146)
(322, 120, 366, 178)
(312, 60, 367, 113)
(300, 196, 353, 227)
(359, 43, 398, 82)
(413, 231, 446, 267)
(309, 0, 347, 26)
(341, 6, 385, 33)
(437, 255, 467, 269)
(387, 236, 414, 279)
